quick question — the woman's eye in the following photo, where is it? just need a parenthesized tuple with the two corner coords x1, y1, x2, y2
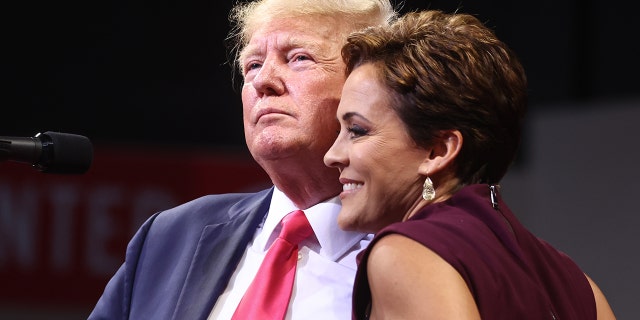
(347, 124, 368, 138)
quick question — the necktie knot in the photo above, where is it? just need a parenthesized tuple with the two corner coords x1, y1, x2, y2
(280, 210, 313, 245)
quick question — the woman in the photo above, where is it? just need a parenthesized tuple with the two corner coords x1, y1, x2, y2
(324, 10, 616, 319)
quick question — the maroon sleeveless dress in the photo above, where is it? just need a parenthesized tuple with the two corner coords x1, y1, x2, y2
(352, 184, 596, 319)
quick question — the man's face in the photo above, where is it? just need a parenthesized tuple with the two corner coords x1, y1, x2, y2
(240, 15, 347, 165)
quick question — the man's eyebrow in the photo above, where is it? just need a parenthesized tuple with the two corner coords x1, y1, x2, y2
(240, 36, 324, 62)
(286, 37, 322, 53)
(239, 46, 260, 64)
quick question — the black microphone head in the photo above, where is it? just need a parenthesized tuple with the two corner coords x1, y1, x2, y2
(36, 131, 93, 174)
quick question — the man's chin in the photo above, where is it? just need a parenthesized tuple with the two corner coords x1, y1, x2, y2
(249, 142, 295, 162)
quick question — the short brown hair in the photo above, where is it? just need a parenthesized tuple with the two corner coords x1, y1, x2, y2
(342, 10, 528, 184)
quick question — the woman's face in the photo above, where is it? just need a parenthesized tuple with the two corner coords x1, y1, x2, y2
(324, 63, 428, 233)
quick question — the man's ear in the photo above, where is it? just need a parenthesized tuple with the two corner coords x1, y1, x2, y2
(418, 130, 463, 175)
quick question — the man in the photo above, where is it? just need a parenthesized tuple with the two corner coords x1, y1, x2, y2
(88, 0, 396, 319)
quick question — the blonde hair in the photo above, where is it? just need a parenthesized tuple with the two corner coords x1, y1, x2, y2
(226, 0, 397, 77)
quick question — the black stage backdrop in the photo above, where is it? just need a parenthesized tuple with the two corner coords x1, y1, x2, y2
(2, 0, 638, 147)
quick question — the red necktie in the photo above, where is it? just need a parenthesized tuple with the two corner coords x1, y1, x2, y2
(231, 210, 313, 320)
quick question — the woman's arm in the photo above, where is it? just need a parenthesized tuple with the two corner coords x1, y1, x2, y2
(366, 234, 480, 319)
(585, 274, 616, 320)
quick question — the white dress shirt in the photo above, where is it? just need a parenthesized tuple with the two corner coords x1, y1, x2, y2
(209, 187, 372, 319)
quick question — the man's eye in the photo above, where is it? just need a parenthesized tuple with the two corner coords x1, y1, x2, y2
(246, 62, 261, 71)
(290, 54, 311, 63)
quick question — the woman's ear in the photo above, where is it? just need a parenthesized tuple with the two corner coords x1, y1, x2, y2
(418, 130, 463, 175)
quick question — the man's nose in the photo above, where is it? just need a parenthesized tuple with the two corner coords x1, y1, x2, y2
(251, 59, 285, 96)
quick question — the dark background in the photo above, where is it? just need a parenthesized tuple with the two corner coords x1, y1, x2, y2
(3, 0, 638, 148)
(1, 1, 638, 319)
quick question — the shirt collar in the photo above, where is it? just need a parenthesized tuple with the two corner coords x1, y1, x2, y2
(256, 187, 369, 261)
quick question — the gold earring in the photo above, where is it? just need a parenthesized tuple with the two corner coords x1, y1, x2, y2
(422, 176, 435, 201)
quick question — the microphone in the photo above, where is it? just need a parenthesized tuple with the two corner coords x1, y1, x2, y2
(0, 131, 93, 174)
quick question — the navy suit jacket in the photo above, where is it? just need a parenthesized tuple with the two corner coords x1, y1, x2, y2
(89, 187, 274, 320)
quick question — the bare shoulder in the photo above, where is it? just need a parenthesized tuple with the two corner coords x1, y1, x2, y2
(366, 234, 480, 319)
(584, 274, 617, 320)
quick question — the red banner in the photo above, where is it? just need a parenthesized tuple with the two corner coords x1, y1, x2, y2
(0, 145, 271, 307)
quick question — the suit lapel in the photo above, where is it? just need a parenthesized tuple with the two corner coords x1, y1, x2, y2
(172, 188, 273, 320)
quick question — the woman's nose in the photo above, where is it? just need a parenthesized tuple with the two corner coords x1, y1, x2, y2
(324, 139, 347, 170)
